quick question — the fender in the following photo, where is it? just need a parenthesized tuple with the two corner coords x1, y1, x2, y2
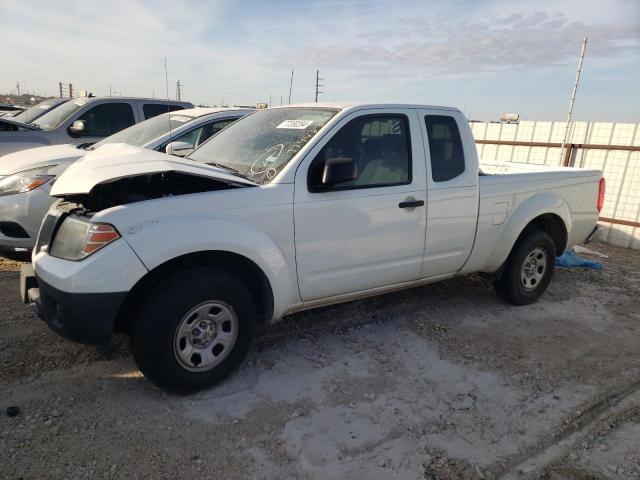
(120, 212, 298, 320)
(484, 192, 571, 272)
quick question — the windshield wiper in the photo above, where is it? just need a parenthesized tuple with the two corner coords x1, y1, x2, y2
(206, 162, 253, 181)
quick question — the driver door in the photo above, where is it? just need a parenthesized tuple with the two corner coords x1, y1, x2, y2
(293, 109, 427, 301)
(62, 102, 136, 145)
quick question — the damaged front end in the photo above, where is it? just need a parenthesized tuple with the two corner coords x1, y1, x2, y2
(57, 170, 247, 213)
(34, 169, 249, 261)
(48, 143, 257, 213)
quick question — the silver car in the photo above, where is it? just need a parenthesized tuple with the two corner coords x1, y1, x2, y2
(0, 107, 253, 255)
(0, 97, 193, 156)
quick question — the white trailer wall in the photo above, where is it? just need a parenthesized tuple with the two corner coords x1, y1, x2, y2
(472, 121, 640, 249)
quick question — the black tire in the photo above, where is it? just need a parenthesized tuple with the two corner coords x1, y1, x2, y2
(493, 230, 556, 305)
(131, 267, 256, 395)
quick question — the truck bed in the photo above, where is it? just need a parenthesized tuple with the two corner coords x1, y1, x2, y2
(459, 161, 602, 274)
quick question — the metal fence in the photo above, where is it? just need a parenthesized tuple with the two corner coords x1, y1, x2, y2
(471, 120, 640, 249)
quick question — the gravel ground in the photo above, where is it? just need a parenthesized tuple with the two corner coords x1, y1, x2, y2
(1, 242, 639, 479)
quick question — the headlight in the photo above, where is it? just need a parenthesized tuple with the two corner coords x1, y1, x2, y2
(50, 217, 120, 260)
(0, 166, 57, 196)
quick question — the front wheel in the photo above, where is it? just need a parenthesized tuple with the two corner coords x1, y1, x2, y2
(493, 230, 556, 305)
(131, 267, 256, 395)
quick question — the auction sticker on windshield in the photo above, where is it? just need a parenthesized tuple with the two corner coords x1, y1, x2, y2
(277, 119, 314, 129)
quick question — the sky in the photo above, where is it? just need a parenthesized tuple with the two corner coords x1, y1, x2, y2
(1, 0, 639, 121)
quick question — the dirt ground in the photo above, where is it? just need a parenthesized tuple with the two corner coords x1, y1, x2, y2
(1, 242, 639, 480)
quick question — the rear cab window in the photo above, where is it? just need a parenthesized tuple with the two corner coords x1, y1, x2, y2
(424, 115, 465, 182)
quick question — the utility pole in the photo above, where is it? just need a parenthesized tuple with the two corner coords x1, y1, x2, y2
(176, 80, 182, 101)
(164, 58, 169, 101)
(16, 82, 20, 96)
(59, 82, 63, 98)
(288, 70, 293, 104)
(269, 94, 272, 107)
(560, 37, 587, 166)
(314, 70, 323, 102)
(69, 83, 73, 98)
(109, 84, 112, 96)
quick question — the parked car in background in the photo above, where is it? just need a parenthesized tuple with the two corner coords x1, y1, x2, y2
(20, 102, 604, 394)
(0, 107, 251, 255)
(0, 104, 25, 117)
(0, 97, 193, 156)
(7, 98, 68, 125)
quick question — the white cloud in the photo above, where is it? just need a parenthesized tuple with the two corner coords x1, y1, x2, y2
(284, 11, 639, 75)
(0, 0, 638, 119)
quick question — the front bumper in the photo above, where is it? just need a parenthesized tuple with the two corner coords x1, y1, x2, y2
(0, 186, 55, 252)
(21, 263, 126, 345)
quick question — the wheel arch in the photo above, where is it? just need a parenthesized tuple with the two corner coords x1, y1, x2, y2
(114, 250, 274, 333)
(483, 212, 567, 281)
(518, 212, 567, 255)
(483, 192, 571, 275)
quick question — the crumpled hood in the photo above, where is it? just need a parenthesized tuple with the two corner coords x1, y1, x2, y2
(0, 144, 83, 175)
(50, 143, 257, 196)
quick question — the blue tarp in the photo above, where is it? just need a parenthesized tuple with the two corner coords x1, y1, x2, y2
(556, 250, 603, 270)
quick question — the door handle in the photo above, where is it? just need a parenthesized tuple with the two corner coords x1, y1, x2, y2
(398, 199, 425, 209)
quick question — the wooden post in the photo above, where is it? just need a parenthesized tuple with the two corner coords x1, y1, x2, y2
(562, 143, 573, 167)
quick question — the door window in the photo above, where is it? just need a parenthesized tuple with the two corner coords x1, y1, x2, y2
(424, 115, 465, 182)
(171, 119, 237, 150)
(143, 103, 185, 119)
(308, 115, 411, 191)
(75, 103, 135, 137)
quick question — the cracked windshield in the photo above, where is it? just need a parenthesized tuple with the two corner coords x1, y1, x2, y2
(189, 107, 338, 184)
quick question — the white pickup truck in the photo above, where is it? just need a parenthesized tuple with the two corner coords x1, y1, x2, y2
(21, 103, 604, 394)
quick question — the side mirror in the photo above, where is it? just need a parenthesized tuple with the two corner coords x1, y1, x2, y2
(69, 120, 86, 135)
(321, 157, 357, 186)
(165, 141, 194, 157)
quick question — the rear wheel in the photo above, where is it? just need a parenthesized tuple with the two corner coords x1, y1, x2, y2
(493, 230, 556, 305)
(131, 267, 256, 394)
